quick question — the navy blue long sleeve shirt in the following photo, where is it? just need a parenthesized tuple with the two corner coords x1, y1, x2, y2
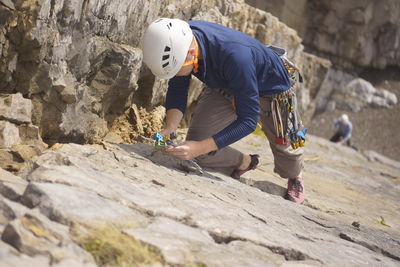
(166, 20, 291, 149)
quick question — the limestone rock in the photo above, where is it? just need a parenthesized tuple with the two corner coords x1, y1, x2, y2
(0, 93, 32, 124)
(15, 138, 400, 266)
(0, 149, 24, 173)
(363, 150, 400, 170)
(247, 0, 400, 69)
(314, 68, 355, 113)
(124, 217, 215, 265)
(1, 212, 94, 264)
(0, 196, 95, 265)
(0, 1, 399, 264)
(0, 170, 27, 201)
(0, 242, 50, 267)
(1, 0, 326, 146)
(297, 52, 332, 124)
(0, 168, 25, 183)
(125, 217, 290, 266)
(0, 198, 16, 226)
(0, 121, 20, 148)
(18, 124, 46, 148)
(21, 182, 150, 227)
(332, 78, 398, 112)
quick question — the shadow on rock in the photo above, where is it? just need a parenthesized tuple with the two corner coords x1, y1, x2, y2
(115, 143, 224, 182)
(240, 178, 287, 197)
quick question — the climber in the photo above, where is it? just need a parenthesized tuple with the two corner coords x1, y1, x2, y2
(330, 114, 353, 146)
(141, 18, 306, 204)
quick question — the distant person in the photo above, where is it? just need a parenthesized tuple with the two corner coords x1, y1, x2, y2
(330, 114, 353, 146)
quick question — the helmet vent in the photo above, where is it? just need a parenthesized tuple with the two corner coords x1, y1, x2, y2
(162, 46, 171, 69)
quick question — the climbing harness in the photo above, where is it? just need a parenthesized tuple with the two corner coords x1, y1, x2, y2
(267, 45, 303, 84)
(151, 132, 204, 175)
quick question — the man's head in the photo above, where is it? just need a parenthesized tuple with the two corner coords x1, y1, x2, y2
(142, 18, 194, 79)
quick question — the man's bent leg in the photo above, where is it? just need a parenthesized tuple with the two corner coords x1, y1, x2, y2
(259, 96, 303, 178)
(186, 88, 243, 175)
(259, 95, 305, 203)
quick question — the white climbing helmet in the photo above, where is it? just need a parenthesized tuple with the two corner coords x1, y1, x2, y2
(340, 114, 349, 123)
(142, 18, 193, 79)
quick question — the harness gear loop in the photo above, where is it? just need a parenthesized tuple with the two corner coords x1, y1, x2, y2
(267, 44, 303, 84)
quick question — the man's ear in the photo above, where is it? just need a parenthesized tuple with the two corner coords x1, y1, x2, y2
(188, 47, 196, 56)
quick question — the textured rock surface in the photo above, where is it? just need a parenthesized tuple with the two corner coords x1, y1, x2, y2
(0, 93, 32, 124)
(310, 68, 400, 161)
(246, 0, 400, 69)
(1, 132, 399, 266)
(0, 2, 399, 264)
(0, 93, 47, 173)
(315, 70, 398, 113)
(245, 0, 400, 160)
(331, 78, 397, 112)
(0, 0, 326, 147)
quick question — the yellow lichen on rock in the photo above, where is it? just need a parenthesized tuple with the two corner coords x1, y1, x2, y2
(109, 105, 165, 144)
(71, 223, 163, 267)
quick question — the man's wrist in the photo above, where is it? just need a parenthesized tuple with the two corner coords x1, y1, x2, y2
(164, 127, 176, 135)
(199, 137, 218, 154)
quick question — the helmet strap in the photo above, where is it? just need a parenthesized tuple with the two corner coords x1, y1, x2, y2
(192, 37, 199, 73)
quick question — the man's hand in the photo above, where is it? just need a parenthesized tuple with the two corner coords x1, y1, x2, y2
(165, 140, 201, 160)
(164, 138, 217, 160)
(159, 129, 174, 139)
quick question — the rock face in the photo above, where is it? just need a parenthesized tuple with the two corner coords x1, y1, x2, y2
(331, 78, 397, 112)
(0, 133, 399, 266)
(0, 93, 47, 172)
(245, 0, 400, 160)
(1, 2, 399, 264)
(315, 69, 398, 113)
(246, 0, 400, 69)
(0, 0, 329, 147)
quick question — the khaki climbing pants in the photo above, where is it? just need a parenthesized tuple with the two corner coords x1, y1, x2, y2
(186, 87, 304, 178)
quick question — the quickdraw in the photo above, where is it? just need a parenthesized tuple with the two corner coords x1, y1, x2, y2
(271, 89, 307, 149)
(152, 132, 174, 149)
